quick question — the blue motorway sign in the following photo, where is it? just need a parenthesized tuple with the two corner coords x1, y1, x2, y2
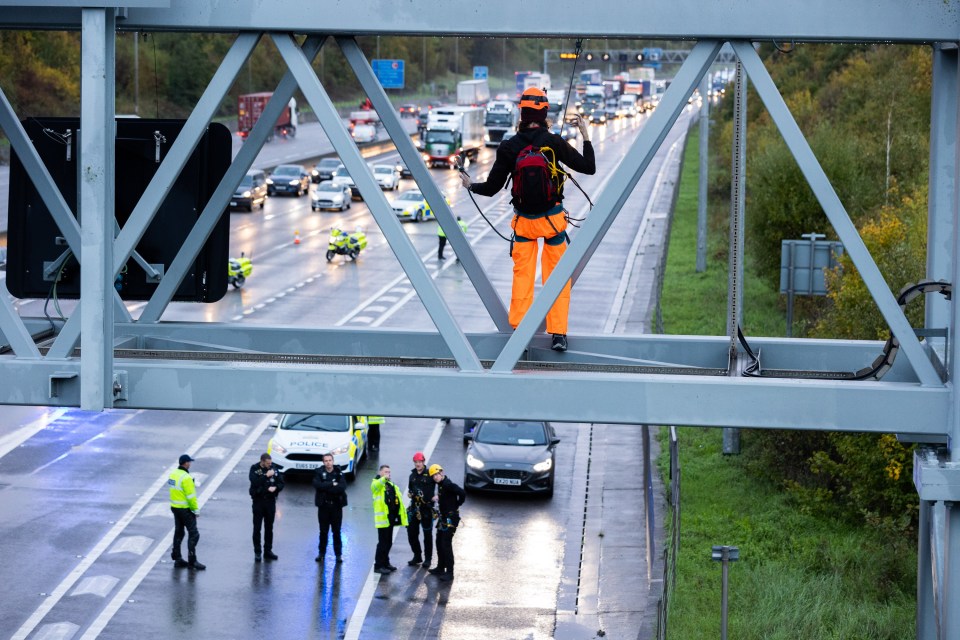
(372, 59, 405, 90)
(473, 66, 489, 80)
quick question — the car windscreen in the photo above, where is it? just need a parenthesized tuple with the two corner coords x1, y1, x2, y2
(475, 421, 547, 446)
(397, 192, 422, 201)
(319, 159, 340, 169)
(239, 175, 254, 187)
(374, 167, 393, 174)
(485, 112, 513, 126)
(334, 167, 351, 177)
(280, 414, 349, 432)
(425, 130, 456, 145)
(273, 166, 299, 176)
(317, 182, 340, 192)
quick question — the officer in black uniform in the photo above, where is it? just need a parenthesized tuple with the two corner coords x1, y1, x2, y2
(313, 452, 347, 563)
(249, 453, 284, 562)
(406, 451, 436, 568)
(428, 464, 466, 582)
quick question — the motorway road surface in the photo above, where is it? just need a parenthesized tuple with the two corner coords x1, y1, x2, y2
(0, 107, 692, 639)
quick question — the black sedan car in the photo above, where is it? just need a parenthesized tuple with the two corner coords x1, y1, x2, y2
(463, 420, 559, 498)
(267, 164, 311, 197)
(311, 157, 341, 183)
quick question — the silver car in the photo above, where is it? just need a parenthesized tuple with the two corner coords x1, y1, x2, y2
(311, 180, 352, 211)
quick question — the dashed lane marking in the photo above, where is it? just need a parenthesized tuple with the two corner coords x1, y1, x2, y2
(107, 536, 154, 556)
(32, 622, 79, 640)
(78, 414, 276, 640)
(70, 576, 119, 599)
(9, 413, 236, 640)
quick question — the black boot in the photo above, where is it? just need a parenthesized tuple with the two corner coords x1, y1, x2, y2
(189, 557, 206, 571)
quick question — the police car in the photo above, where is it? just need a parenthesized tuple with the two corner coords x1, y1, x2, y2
(267, 414, 367, 480)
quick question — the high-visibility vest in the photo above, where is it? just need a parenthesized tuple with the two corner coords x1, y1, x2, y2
(371, 476, 409, 529)
(362, 416, 385, 425)
(458, 219, 468, 234)
(168, 467, 199, 512)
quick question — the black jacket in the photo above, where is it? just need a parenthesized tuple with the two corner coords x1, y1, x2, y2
(312, 466, 348, 508)
(468, 125, 596, 207)
(408, 467, 436, 511)
(436, 476, 466, 517)
(249, 462, 285, 501)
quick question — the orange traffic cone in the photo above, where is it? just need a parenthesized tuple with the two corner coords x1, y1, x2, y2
(293, 230, 301, 245)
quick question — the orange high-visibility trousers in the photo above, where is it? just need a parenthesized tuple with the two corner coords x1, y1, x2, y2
(510, 210, 570, 335)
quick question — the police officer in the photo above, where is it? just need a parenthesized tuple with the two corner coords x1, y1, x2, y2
(406, 452, 436, 568)
(169, 454, 205, 570)
(313, 453, 347, 563)
(358, 415, 385, 453)
(427, 464, 465, 582)
(249, 453, 284, 562)
(371, 465, 408, 575)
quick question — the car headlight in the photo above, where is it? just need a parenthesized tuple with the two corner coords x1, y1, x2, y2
(422, 153, 430, 162)
(271, 442, 287, 455)
(266, 178, 274, 185)
(533, 457, 553, 473)
(288, 179, 300, 186)
(241, 190, 251, 198)
(330, 444, 350, 455)
(466, 453, 485, 470)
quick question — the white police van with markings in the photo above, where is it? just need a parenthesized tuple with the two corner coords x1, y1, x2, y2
(267, 414, 367, 480)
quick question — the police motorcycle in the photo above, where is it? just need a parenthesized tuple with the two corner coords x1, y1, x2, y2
(326, 226, 368, 262)
(227, 252, 253, 288)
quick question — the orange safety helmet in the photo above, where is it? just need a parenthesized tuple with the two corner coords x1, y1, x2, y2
(519, 87, 549, 110)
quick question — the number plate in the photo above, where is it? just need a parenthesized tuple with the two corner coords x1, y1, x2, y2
(230, 201, 237, 207)
(494, 478, 521, 486)
(294, 463, 320, 470)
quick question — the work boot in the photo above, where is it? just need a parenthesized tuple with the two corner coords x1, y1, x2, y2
(374, 566, 392, 575)
(264, 551, 278, 561)
(315, 555, 324, 563)
(428, 567, 445, 575)
(173, 559, 189, 568)
(408, 556, 423, 566)
(386, 564, 398, 571)
(551, 334, 568, 352)
(422, 556, 432, 569)
(437, 572, 454, 582)
(254, 552, 262, 562)
(189, 559, 206, 571)
(336, 556, 343, 564)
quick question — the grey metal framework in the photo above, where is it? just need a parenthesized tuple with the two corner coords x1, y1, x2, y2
(0, 2, 959, 637)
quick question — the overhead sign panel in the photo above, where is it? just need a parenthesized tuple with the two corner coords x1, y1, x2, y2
(372, 59, 405, 89)
(473, 65, 488, 80)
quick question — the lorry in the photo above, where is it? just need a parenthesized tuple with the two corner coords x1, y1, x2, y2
(579, 69, 602, 85)
(515, 71, 536, 97)
(457, 79, 490, 106)
(546, 89, 567, 119)
(602, 80, 622, 103)
(618, 93, 639, 117)
(483, 100, 518, 146)
(237, 93, 298, 140)
(422, 106, 484, 168)
(523, 72, 551, 93)
(584, 83, 612, 102)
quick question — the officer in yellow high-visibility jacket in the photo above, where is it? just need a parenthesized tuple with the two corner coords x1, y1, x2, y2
(358, 415, 386, 453)
(169, 454, 205, 570)
(371, 465, 408, 574)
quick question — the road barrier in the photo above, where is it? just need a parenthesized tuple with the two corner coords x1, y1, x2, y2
(655, 426, 681, 640)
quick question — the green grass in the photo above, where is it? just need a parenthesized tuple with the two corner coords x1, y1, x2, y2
(657, 128, 916, 639)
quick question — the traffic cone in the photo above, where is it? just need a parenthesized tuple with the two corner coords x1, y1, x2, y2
(293, 230, 301, 245)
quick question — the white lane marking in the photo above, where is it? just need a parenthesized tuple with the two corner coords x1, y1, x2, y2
(378, 296, 399, 303)
(9, 413, 236, 640)
(195, 446, 230, 460)
(350, 316, 374, 324)
(32, 622, 79, 640)
(343, 419, 446, 640)
(70, 576, 119, 599)
(107, 536, 153, 556)
(78, 414, 275, 640)
(219, 422, 251, 437)
(603, 137, 682, 333)
(0, 408, 69, 460)
(139, 503, 171, 519)
(365, 305, 388, 313)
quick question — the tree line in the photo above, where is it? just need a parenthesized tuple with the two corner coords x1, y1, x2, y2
(708, 43, 932, 539)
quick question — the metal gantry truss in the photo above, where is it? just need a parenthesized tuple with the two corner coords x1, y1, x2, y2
(0, 2, 959, 637)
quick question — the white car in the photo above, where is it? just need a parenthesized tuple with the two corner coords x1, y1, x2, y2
(267, 414, 367, 480)
(352, 124, 377, 144)
(391, 189, 434, 222)
(311, 180, 352, 211)
(331, 165, 361, 200)
(372, 164, 401, 190)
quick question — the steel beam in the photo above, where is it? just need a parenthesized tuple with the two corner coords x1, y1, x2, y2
(0, 356, 946, 435)
(0, 283, 40, 358)
(0, 1, 955, 42)
(493, 40, 722, 372)
(732, 41, 943, 388)
(79, 8, 115, 410)
(138, 35, 325, 322)
(272, 33, 482, 371)
(337, 36, 511, 333)
(926, 45, 957, 331)
(113, 33, 259, 276)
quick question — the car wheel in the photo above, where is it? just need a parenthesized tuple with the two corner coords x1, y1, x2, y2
(311, 206, 317, 211)
(347, 202, 351, 209)
(341, 202, 348, 211)
(325, 250, 335, 262)
(259, 199, 265, 210)
(416, 210, 423, 223)
(345, 468, 356, 482)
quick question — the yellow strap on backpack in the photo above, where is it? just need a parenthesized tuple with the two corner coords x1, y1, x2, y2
(539, 146, 569, 194)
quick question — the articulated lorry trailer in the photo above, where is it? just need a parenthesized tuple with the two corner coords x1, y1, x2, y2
(422, 106, 485, 168)
(484, 101, 518, 147)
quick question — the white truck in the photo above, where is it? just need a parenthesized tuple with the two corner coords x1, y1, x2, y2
(422, 106, 485, 168)
(457, 79, 490, 106)
(523, 72, 551, 92)
(484, 100, 518, 147)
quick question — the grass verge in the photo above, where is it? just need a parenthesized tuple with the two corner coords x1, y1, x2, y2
(657, 126, 916, 639)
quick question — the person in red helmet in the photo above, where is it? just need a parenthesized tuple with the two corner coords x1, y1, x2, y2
(459, 86, 594, 352)
(405, 451, 436, 567)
